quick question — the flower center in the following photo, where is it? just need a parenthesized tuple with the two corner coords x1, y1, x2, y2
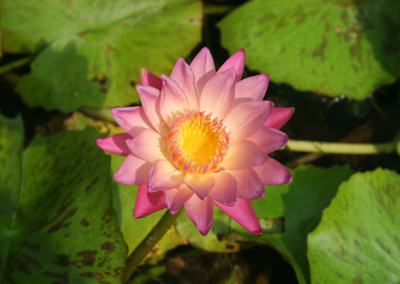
(167, 112, 229, 174)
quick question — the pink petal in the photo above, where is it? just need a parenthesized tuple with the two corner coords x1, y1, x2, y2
(214, 198, 261, 235)
(221, 140, 267, 170)
(208, 172, 237, 206)
(184, 195, 213, 236)
(114, 155, 152, 185)
(217, 49, 245, 82)
(170, 58, 199, 110)
(126, 129, 167, 162)
(190, 47, 216, 86)
(224, 100, 274, 142)
(249, 127, 289, 154)
(136, 85, 168, 136)
(235, 74, 269, 101)
(148, 160, 184, 192)
(140, 68, 162, 90)
(111, 107, 152, 137)
(133, 184, 167, 218)
(185, 174, 215, 200)
(264, 107, 294, 129)
(164, 184, 194, 214)
(199, 69, 236, 119)
(96, 133, 130, 156)
(253, 157, 292, 185)
(160, 75, 190, 127)
(229, 168, 265, 199)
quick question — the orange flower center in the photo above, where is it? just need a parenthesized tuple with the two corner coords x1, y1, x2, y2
(167, 112, 230, 174)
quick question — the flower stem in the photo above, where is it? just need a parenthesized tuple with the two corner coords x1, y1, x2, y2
(0, 56, 33, 75)
(122, 210, 182, 283)
(282, 138, 398, 155)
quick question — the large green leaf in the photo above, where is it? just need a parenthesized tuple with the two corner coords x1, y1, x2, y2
(0, 116, 127, 283)
(218, 0, 400, 99)
(65, 112, 168, 256)
(1, 0, 202, 112)
(307, 169, 400, 283)
(229, 165, 354, 284)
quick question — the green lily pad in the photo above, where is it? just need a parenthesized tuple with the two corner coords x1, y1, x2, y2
(65, 112, 168, 256)
(229, 165, 354, 284)
(307, 169, 400, 283)
(1, 0, 202, 112)
(218, 0, 400, 99)
(0, 115, 127, 283)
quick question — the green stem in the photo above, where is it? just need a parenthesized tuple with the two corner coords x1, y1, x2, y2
(0, 56, 33, 75)
(122, 210, 182, 283)
(282, 139, 397, 155)
(80, 107, 115, 122)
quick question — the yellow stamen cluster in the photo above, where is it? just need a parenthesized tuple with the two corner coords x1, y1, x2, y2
(167, 112, 229, 174)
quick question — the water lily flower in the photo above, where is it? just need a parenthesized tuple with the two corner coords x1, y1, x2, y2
(97, 47, 293, 236)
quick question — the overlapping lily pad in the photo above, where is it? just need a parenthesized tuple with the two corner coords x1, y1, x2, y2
(230, 165, 354, 284)
(1, 0, 202, 112)
(0, 115, 127, 283)
(308, 169, 400, 283)
(218, 0, 400, 99)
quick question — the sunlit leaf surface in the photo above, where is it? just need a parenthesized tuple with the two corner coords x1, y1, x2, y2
(308, 169, 400, 283)
(1, 0, 202, 111)
(219, 0, 400, 99)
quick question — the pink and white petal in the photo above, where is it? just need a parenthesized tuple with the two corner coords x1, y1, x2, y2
(96, 133, 130, 156)
(224, 100, 274, 142)
(136, 85, 168, 135)
(249, 127, 289, 154)
(199, 69, 236, 118)
(184, 195, 213, 236)
(208, 172, 237, 206)
(140, 68, 162, 90)
(185, 174, 215, 200)
(160, 75, 190, 127)
(111, 107, 152, 137)
(235, 74, 269, 101)
(264, 107, 294, 129)
(190, 47, 216, 85)
(253, 157, 292, 185)
(133, 184, 167, 218)
(164, 184, 194, 214)
(217, 49, 245, 82)
(170, 58, 199, 110)
(214, 198, 261, 235)
(126, 129, 167, 162)
(221, 141, 267, 170)
(114, 155, 152, 185)
(148, 160, 184, 192)
(229, 168, 265, 200)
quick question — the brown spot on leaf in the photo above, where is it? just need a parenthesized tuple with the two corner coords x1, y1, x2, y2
(130, 80, 136, 87)
(312, 36, 327, 60)
(77, 250, 97, 266)
(107, 45, 117, 52)
(44, 271, 69, 282)
(85, 176, 99, 192)
(100, 87, 108, 93)
(97, 256, 110, 268)
(101, 242, 115, 254)
(81, 218, 90, 227)
(376, 238, 391, 255)
(79, 272, 103, 279)
(55, 254, 71, 267)
(47, 207, 78, 234)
